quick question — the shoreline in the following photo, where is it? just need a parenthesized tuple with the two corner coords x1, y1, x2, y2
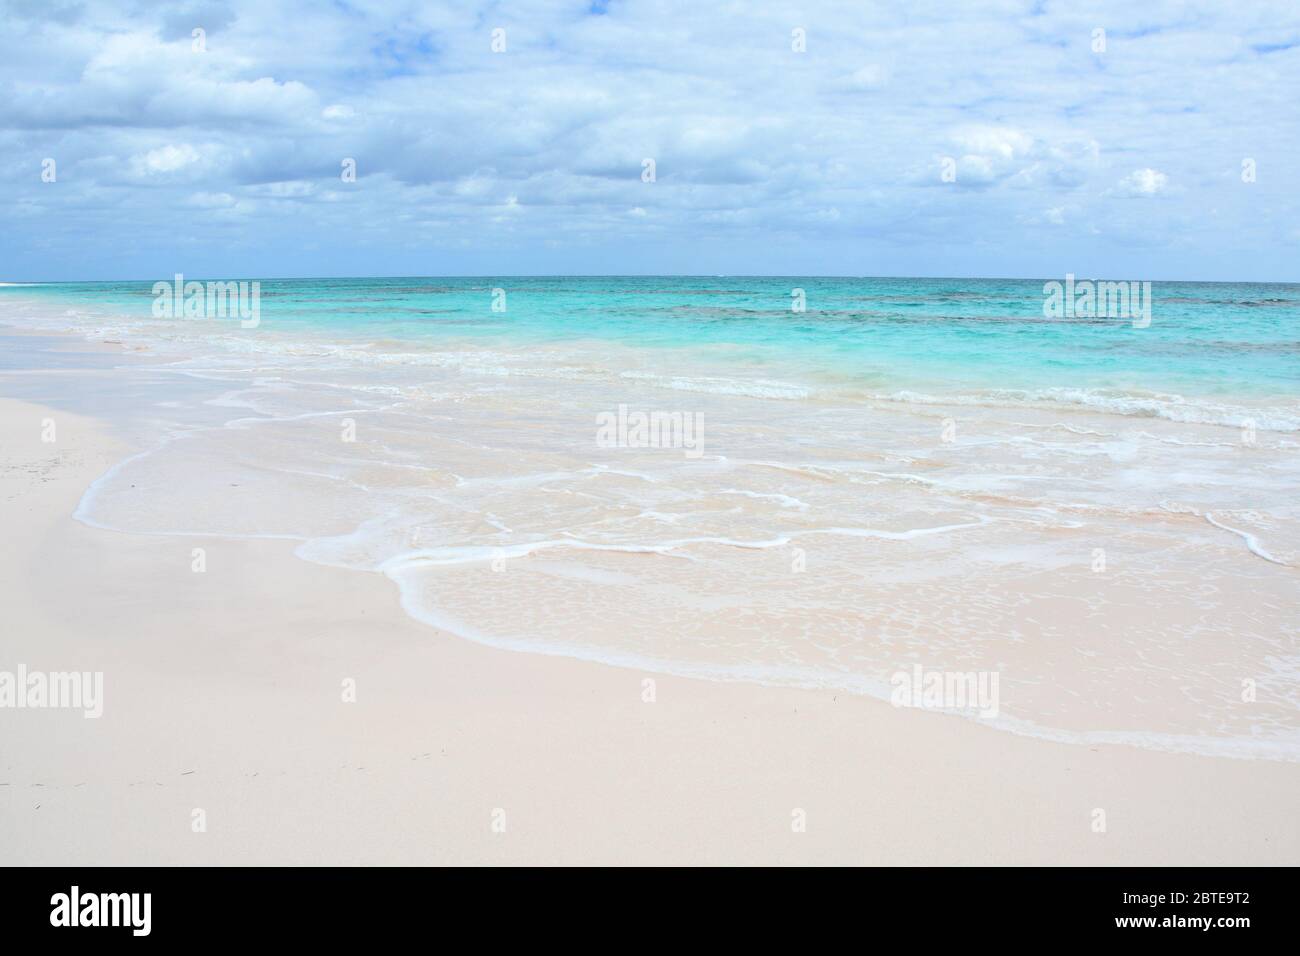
(1, 383, 1298, 863)
(3, 321, 1298, 757)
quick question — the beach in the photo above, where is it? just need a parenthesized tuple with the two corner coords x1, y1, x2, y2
(1, 299, 1297, 865)
(6, 0, 1300, 910)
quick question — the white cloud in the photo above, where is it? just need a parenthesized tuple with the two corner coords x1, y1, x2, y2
(133, 144, 202, 175)
(845, 64, 889, 90)
(1118, 168, 1170, 196)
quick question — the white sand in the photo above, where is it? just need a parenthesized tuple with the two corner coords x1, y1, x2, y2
(1, 395, 1297, 865)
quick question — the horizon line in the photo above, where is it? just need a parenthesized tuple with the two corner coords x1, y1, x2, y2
(4, 273, 1299, 286)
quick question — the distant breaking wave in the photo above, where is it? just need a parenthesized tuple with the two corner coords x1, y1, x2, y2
(880, 387, 1300, 432)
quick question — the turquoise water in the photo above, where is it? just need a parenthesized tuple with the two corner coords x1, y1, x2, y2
(5, 276, 1299, 397)
(4, 276, 1298, 757)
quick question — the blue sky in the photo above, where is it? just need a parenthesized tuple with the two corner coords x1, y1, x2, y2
(2, 0, 1298, 281)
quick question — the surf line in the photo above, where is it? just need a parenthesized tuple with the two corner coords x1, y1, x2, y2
(1204, 513, 1287, 566)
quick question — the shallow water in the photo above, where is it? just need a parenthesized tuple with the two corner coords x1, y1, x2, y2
(3, 277, 1297, 759)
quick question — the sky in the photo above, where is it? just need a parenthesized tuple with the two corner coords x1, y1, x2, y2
(1, 0, 1298, 281)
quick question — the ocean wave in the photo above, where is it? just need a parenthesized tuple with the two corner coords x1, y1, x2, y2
(619, 370, 811, 399)
(881, 387, 1300, 432)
